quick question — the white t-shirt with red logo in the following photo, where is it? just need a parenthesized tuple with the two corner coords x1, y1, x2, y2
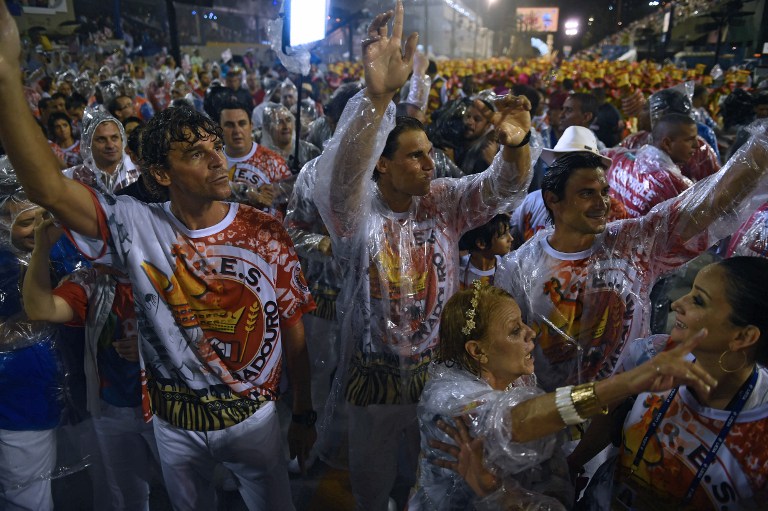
(68, 186, 315, 431)
(226, 142, 293, 220)
(614, 335, 768, 511)
(497, 199, 712, 391)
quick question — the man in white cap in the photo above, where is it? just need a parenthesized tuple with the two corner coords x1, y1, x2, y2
(510, 126, 622, 244)
(497, 123, 768, 395)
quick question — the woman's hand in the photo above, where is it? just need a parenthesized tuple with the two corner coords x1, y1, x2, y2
(428, 416, 500, 497)
(622, 329, 717, 398)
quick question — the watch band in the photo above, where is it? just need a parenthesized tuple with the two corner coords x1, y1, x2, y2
(292, 410, 317, 426)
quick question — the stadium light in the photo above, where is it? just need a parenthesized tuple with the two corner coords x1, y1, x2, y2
(564, 19, 579, 36)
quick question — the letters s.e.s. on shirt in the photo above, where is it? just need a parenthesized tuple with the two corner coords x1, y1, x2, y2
(68, 186, 315, 431)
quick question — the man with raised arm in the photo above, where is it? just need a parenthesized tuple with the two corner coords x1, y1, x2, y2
(310, 2, 539, 509)
(0, 4, 316, 509)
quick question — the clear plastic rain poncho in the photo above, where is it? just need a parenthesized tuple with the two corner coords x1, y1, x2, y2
(621, 88, 720, 183)
(63, 107, 138, 194)
(413, 365, 570, 511)
(604, 144, 693, 218)
(261, 103, 321, 170)
(726, 201, 768, 257)
(0, 157, 87, 502)
(311, 90, 540, 411)
(284, 152, 344, 464)
(497, 120, 768, 392)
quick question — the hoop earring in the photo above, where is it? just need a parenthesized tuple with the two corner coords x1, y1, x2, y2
(718, 350, 748, 373)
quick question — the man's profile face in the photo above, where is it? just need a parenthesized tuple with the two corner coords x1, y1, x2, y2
(220, 108, 253, 156)
(91, 121, 123, 171)
(664, 123, 698, 165)
(546, 167, 610, 236)
(379, 129, 434, 198)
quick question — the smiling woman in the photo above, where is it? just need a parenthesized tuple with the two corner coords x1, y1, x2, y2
(594, 257, 768, 511)
(412, 282, 717, 510)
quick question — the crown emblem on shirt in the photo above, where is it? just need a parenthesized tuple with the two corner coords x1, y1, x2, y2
(373, 243, 428, 294)
(141, 248, 245, 332)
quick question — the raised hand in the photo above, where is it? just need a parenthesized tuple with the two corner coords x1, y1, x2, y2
(33, 214, 63, 251)
(474, 95, 532, 147)
(0, 1, 22, 83)
(362, 0, 419, 100)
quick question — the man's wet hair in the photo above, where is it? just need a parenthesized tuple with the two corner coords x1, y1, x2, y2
(541, 152, 607, 223)
(139, 106, 222, 198)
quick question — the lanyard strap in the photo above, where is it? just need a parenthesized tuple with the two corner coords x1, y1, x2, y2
(630, 366, 758, 503)
(681, 366, 758, 503)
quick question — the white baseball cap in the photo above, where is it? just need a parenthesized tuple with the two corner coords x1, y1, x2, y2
(540, 126, 613, 168)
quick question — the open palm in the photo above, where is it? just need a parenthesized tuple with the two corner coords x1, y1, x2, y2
(363, 1, 419, 98)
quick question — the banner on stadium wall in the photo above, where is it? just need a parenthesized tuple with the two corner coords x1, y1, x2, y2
(516, 7, 560, 33)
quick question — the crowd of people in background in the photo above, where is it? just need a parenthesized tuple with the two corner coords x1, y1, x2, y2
(3, 0, 768, 510)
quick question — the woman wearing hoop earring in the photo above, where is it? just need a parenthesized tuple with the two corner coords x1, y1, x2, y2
(570, 256, 768, 510)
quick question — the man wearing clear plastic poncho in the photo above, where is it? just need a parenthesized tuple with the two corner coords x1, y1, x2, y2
(261, 103, 321, 171)
(310, 3, 540, 509)
(63, 107, 139, 195)
(495, 117, 768, 396)
(604, 113, 698, 218)
(0, 156, 63, 511)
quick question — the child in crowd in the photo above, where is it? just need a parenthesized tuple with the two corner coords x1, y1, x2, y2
(0, 164, 63, 511)
(458, 213, 513, 289)
(23, 216, 161, 510)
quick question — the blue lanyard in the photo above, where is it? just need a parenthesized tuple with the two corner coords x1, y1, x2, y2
(630, 366, 758, 504)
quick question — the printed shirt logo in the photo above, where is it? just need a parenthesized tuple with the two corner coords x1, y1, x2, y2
(141, 242, 281, 383)
(534, 259, 634, 383)
(619, 392, 768, 509)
